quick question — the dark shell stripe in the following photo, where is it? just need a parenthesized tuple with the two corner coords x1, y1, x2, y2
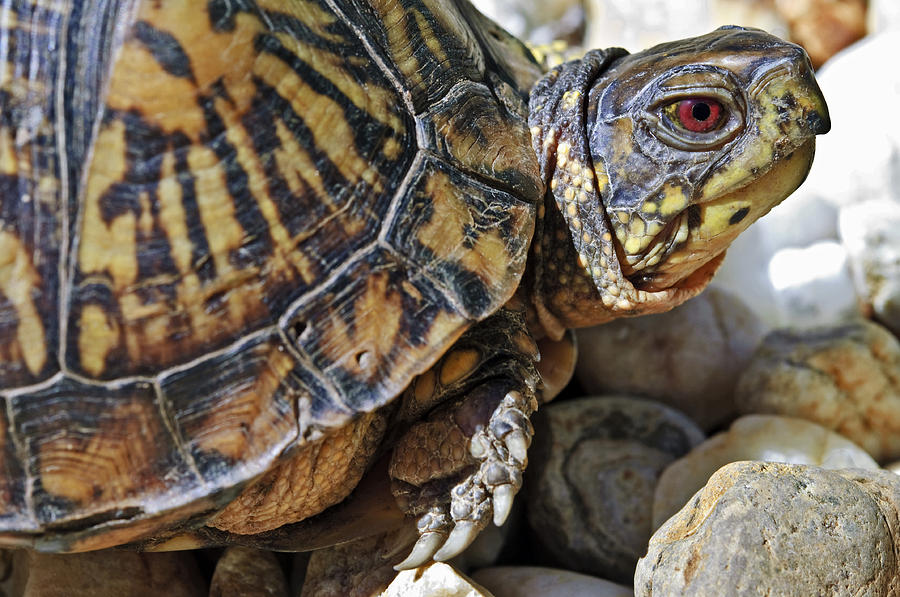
(0, 0, 541, 546)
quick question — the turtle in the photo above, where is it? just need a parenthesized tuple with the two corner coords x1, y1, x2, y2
(0, 0, 828, 570)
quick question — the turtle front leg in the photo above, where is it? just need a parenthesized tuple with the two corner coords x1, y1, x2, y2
(388, 305, 543, 569)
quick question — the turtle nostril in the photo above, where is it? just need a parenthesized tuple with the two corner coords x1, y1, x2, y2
(806, 110, 830, 135)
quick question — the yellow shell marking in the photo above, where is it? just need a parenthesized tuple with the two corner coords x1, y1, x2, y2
(0, 231, 47, 375)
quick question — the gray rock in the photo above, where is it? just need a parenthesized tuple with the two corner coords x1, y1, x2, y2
(209, 547, 287, 597)
(471, 566, 632, 597)
(526, 396, 704, 583)
(735, 319, 900, 462)
(635, 461, 900, 597)
(840, 198, 900, 337)
(576, 287, 765, 430)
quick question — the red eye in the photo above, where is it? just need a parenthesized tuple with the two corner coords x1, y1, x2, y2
(676, 98, 722, 132)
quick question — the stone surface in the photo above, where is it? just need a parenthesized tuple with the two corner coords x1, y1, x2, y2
(840, 198, 900, 336)
(788, 31, 900, 211)
(583, 0, 788, 53)
(209, 547, 287, 597)
(635, 461, 900, 597)
(735, 320, 900, 462)
(7, 550, 205, 597)
(576, 287, 765, 429)
(381, 563, 493, 597)
(653, 414, 879, 528)
(777, 0, 867, 67)
(471, 566, 632, 597)
(767, 241, 861, 328)
(870, 0, 900, 32)
(299, 528, 414, 597)
(526, 396, 704, 583)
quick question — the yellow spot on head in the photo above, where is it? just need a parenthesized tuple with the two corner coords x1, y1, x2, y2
(566, 203, 577, 217)
(642, 201, 658, 214)
(564, 187, 575, 202)
(561, 90, 581, 110)
(624, 237, 642, 254)
(659, 183, 689, 216)
(629, 218, 646, 237)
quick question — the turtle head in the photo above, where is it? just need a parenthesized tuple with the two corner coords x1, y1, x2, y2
(527, 27, 829, 336)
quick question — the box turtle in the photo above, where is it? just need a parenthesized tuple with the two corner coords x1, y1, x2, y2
(0, 0, 828, 568)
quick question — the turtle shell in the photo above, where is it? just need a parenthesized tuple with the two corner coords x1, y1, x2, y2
(0, 0, 541, 549)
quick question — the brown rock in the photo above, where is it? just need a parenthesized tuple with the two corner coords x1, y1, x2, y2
(576, 287, 765, 430)
(635, 461, 900, 596)
(776, 0, 868, 67)
(735, 319, 900, 462)
(209, 547, 287, 597)
(526, 396, 704, 583)
(8, 550, 205, 597)
(299, 527, 414, 597)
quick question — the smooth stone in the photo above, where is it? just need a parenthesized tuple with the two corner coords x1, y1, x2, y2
(8, 550, 205, 597)
(766, 241, 861, 329)
(653, 414, 879, 528)
(526, 396, 704, 583)
(381, 563, 493, 597)
(471, 566, 632, 597)
(636, 462, 900, 596)
(840, 198, 900, 336)
(576, 287, 765, 429)
(299, 528, 414, 597)
(209, 547, 287, 597)
(787, 31, 900, 210)
(735, 319, 900, 462)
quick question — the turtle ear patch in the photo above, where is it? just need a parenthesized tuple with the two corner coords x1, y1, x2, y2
(528, 48, 632, 302)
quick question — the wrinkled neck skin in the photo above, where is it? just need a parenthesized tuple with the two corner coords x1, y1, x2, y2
(524, 49, 716, 341)
(525, 189, 721, 341)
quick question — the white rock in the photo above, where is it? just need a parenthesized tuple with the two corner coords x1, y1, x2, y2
(471, 566, 632, 597)
(652, 414, 879, 529)
(381, 563, 493, 597)
(788, 31, 900, 210)
(839, 198, 900, 336)
(869, 0, 900, 33)
(767, 241, 861, 328)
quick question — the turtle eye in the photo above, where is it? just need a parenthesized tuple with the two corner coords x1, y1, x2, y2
(675, 98, 723, 132)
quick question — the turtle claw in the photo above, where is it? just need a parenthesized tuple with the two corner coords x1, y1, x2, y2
(395, 531, 445, 570)
(433, 521, 479, 561)
(492, 484, 515, 526)
(505, 430, 529, 464)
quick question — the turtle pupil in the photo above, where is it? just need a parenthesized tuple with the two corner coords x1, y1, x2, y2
(692, 102, 711, 121)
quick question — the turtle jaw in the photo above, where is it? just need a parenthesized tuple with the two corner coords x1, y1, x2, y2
(623, 138, 818, 292)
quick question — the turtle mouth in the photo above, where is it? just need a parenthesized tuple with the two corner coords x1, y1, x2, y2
(618, 137, 817, 292)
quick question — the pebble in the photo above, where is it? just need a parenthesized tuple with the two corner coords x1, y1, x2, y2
(840, 198, 900, 336)
(766, 241, 861, 329)
(788, 31, 900, 211)
(381, 563, 492, 597)
(526, 396, 704, 583)
(652, 414, 879, 528)
(209, 547, 287, 597)
(576, 287, 765, 429)
(735, 319, 900, 462)
(635, 462, 900, 596)
(471, 566, 632, 597)
(6, 550, 205, 597)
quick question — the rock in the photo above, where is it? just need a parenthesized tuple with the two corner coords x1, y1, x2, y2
(381, 563, 493, 597)
(766, 241, 861, 329)
(583, 0, 788, 54)
(7, 550, 205, 597)
(299, 528, 413, 597)
(787, 32, 900, 211)
(209, 547, 287, 597)
(870, 0, 900, 32)
(652, 414, 879, 528)
(840, 198, 900, 336)
(576, 287, 765, 429)
(635, 462, 900, 597)
(776, 0, 867, 67)
(471, 566, 632, 597)
(735, 320, 900, 462)
(526, 396, 704, 583)
(471, 0, 585, 45)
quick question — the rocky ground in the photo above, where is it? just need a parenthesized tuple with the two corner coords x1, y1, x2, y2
(4, 0, 899, 595)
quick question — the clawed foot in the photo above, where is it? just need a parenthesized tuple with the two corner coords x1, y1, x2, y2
(395, 390, 536, 570)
